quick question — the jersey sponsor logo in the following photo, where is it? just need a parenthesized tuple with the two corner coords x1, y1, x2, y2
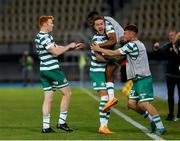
(130, 90, 135, 96)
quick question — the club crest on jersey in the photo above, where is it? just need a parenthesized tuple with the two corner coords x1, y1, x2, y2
(93, 82, 96, 86)
(101, 82, 105, 86)
(63, 78, 67, 83)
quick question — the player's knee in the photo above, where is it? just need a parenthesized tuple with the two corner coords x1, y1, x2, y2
(68, 90, 72, 97)
(49, 97, 53, 103)
(99, 90, 108, 96)
(138, 101, 149, 110)
(128, 101, 136, 110)
(60, 86, 72, 97)
(64, 89, 72, 97)
(44, 91, 54, 103)
(44, 96, 53, 104)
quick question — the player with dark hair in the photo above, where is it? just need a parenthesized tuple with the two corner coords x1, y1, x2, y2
(91, 24, 166, 135)
(89, 15, 117, 134)
(87, 11, 126, 112)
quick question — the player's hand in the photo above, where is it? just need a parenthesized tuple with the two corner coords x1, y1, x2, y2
(75, 43, 84, 49)
(90, 43, 101, 52)
(95, 52, 107, 62)
(68, 42, 76, 49)
(153, 42, 160, 51)
(119, 36, 128, 46)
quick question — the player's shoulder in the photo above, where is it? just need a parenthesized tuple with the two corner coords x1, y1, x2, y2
(130, 40, 144, 47)
(126, 42, 136, 47)
(123, 41, 139, 51)
(36, 32, 49, 39)
(104, 16, 115, 22)
(103, 16, 112, 25)
(92, 33, 98, 40)
(92, 34, 98, 42)
(104, 16, 118, 25)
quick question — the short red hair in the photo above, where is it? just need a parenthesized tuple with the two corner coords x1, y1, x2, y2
(39, 16, 54, 27)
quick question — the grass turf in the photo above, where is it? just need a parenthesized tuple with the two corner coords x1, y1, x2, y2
(0, 88, 180, 140)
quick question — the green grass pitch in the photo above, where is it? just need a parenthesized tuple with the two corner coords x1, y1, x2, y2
(0, 88, 180, 140)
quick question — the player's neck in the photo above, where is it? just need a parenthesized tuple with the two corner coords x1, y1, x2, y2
(131, 37, 138, 41)
(40, 27, 49, 33)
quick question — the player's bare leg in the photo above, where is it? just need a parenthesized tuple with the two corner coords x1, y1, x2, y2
(42, 90, 55, 133)
(138, 101, 166, 135)
(56, 86, 73, 132)
(102, 63, 118, 112)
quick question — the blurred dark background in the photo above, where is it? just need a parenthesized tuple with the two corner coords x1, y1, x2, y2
(0, 0, 179, 83)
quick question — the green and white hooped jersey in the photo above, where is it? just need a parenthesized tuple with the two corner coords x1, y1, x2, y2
(90, 34, 109, 72)
(104, 16, 124, 42)
(118, 40, 151, 80)
(104, 19, 115, 36)
(35, 32, 59, 71)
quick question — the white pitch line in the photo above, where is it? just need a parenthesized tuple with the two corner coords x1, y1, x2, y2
(81, 88, 165, 141)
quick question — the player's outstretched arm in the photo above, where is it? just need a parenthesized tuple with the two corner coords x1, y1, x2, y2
(48, 42, 84, 57)
(75, 43, 84, 50)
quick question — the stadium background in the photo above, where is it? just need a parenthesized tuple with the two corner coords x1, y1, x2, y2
(0, 0, 179, 84)
(0, 0, 180, 140)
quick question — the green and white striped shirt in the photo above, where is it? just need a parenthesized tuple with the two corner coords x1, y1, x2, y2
(105, 20, 115, 35)
(104, 16, 124, 42)
(118, 40, 151, 79)
(90, 34, 108, 72)
(35, 32, 59, 71)
(90, 22, 115, 72)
